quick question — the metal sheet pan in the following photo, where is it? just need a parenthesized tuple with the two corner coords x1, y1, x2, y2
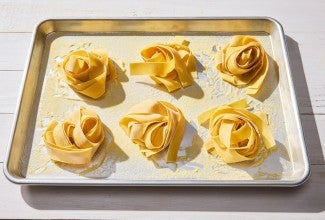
(3, 18, 310, 186)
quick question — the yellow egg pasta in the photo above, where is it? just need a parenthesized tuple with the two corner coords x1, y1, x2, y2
(61, 49, 116, 99)
(43, 107, 105, 165)
(130, 37, 197, 92)
(120, 100, 185, 162)
(216, 36, 269, 95)
(198, 99, 275, 163)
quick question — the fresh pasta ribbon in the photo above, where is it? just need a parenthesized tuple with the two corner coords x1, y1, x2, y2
(119, 100, 185, 162)
(216, 36, 269, 95)
(43, 107, 105, 164)
(130, 37, 197, 92)
(61, 49, 116, 99)
(198, 99, 275, 163)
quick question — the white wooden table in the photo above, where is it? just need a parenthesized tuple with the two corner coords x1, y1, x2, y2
(0, 0, 324, 219)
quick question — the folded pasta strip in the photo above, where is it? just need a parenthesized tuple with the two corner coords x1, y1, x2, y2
(120, 100, 185, 163)
(130, 37, 197, 92)
(216, 36, 269, 95)
(61, 49, 116, 99)
(43, 107, 106, 165)
(198, 99, 276, 163)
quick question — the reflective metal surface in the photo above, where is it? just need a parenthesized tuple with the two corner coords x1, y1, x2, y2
(3, 18, 309, 186)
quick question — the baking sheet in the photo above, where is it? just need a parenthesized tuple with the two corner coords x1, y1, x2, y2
(4, 18, 309, 186)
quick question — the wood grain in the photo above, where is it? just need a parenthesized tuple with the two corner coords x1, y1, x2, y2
(0, 114, 14, 162)
(0, 114, 323, 164)
(0, 32, 324, 114)
(0, 33, 30, 70)
(286, 35, 325, 115)
(301, 115, 325, 164)
(0, 0, 324, 33)
(0, 0, 324, 219)
(1, 163, 323, 218)
(0, 71, 23, 113)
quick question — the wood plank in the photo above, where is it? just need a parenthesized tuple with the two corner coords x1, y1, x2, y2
(286, 36, 325, 115)
(0, 0, 324, 219)
(0, 68, 323, 164)
(0, 114, 323, 164)
(0, 33, 324, 114)
(0, 163, 323, 218)
(301, 115, 325, 164)
(0, 71, 23, 113)
(0, 0, 324, 33)
(0, 33, 31, 70)
(290, 31, 325, 45)
(0, 114, 323, 166)
(0, 114, 13, 162)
